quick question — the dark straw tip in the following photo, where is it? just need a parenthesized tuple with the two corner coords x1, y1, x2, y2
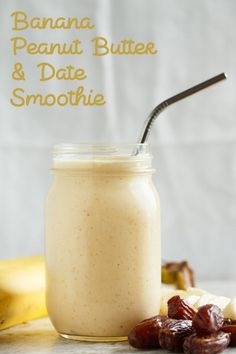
(218, 72, 227, 80)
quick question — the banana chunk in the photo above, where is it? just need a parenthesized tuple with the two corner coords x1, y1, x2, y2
(186, 287, 207, 297)
(207, 296, 230, 311)
(195, 294, 218, 308)
(223, 298, 236, 320)
(185, 295, 200, 308)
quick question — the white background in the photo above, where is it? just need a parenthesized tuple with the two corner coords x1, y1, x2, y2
(0, 0, 235, 280)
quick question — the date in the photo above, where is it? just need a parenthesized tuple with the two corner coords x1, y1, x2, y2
(128, 315, 169, 349)
(193, 304, 224, 335)
(168, 295, 196, 320)
(222, 325, 236, 347)
(183, 332, 230, 354)
(159, 319, 194, 352)
(223, 318, 236, 326)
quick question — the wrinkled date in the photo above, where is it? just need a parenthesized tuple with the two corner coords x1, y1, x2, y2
(159, 319, 194, 352)
(223, 318, 236, 326)
(183, 332, 230, 354)
(222, 325, 236, 347)
(223, 318, 233, 326)
(168, 295, 196, 320)
(128, 315, 169, 349)
(192, 304, 224, 335)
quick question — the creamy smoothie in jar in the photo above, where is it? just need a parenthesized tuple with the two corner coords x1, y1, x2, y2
(45, 144, 161, 341)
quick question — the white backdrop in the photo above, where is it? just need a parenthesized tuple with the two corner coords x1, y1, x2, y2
(0, 0, 235, 280)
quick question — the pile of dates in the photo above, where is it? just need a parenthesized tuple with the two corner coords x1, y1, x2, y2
(128, 295, 236, 353)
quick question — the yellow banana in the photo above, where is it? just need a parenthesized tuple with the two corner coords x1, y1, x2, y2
(0, 256, 47, 330)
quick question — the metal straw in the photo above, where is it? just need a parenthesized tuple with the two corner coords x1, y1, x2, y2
(138, 73, 227, 144)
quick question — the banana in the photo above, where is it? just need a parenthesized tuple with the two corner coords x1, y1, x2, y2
(0, 256, 47, 330)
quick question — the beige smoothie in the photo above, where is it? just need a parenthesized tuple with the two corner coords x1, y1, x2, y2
(45, 146, 161, 339)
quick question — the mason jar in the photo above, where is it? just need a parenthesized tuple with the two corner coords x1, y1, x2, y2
(45, 143, 161, 341)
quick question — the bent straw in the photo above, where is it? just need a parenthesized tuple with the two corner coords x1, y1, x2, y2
(138, 73, 227, 144)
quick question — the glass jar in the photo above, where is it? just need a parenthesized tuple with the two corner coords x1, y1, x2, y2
(45, 143, 161, 342)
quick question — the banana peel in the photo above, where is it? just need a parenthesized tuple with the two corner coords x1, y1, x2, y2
(161, 261, 195, 290)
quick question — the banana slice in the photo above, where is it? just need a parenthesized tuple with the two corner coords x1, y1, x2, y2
(185, 295, 200, 309)
(207, 296, 230, 311)
(195, 293, 217, 308)
(194, 294, 230, 311)
(184, 287, 206, 308)
(223, 298, 236, 320)
(186, 287, 207, 297)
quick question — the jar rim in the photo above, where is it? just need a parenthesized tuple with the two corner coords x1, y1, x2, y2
(52, 143, 153, 174)
(53, 143, 150, 159)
